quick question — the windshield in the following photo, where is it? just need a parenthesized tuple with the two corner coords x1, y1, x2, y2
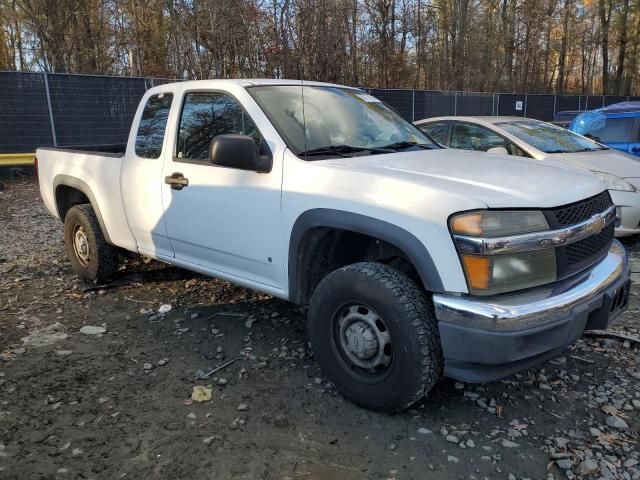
(248, 85, 437, 158)
(497, 120, 606, 154)
(572, 116, 638, 143)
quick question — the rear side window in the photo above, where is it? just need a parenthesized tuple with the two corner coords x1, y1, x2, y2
(135, 93, 173, 159)
(177, 92, 260, 161)
(419, 122, 449, 145)
(450, 123, 508, 152)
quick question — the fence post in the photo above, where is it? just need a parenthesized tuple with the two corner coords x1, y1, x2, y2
(42, 72, 58, 147)
(492, 94, 495, 116)
(524, 94, 528, 117)
(412, 89, 415, 121)
(454, 92, 458, 116)
(553, 95, 557, 118)
(495, 94, 500, 116)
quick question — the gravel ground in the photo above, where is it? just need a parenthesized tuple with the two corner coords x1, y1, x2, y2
(0, 177, 639, 480)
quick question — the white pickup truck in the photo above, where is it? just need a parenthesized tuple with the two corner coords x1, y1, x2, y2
(37, 80, 630, 412)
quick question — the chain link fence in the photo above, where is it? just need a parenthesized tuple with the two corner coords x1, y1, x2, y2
(367, 88, 640, 122)
(1, 71, 640, 154)
(0, 72, 175, 153)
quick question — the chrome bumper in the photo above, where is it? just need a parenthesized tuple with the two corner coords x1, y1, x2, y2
(433, 240, 630, 383)
(433, 240, 628, 332)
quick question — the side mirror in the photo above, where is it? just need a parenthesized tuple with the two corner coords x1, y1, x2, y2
(209, 134, 272, 172)
(486, 146, 509, 155)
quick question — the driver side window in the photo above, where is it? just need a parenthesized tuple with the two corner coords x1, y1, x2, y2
(177, 92, 261, 161)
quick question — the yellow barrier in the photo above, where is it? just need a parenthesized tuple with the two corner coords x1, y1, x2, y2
(0, 153, 35, 166)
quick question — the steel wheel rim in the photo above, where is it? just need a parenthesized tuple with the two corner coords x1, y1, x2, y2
(335, 304, 393, 375)
(72, 225, 91, 267)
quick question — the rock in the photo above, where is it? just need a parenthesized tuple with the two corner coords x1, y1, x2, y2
(508, 474, 516, 480)
(158, 304, 172, 314)
(447, 455, 460, 464)
(191, 313, 199, 319)
(632, 399, 640, 409)
(191, 386, 212, 403)
(554, 437, 570, 448)
(237, 403, 248, 411)
(501, 439, 519, 448)
(55, 350, 73, 356)
(143, 363, 153, 370)
(217, 378, 228, 386)
(606, 415, 629, 430)
(387, 443, 397, 451)
(203, 436, 216, 445)
(417, 427, 432, 434)
(625, 459, 639, 468)
(556, 459, 573, 470)
(445, 434, 459, 443)
(157, 358, 168, 366)
(12, 347, 25, 354)
(21, 323, 69, 347)
(577, 459, 599, 476)
(79, 325, 106, 335)
(71, 448, 83, 457)
(589, 427, 602, 437)
(465, 439, 475, 448)
(187, 412, 196, 419)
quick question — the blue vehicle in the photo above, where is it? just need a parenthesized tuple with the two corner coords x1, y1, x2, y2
(570, 102, 640, 156)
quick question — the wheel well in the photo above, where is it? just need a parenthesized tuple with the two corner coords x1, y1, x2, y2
(294, 227, 420, 304)
(55, 185, 90, 221)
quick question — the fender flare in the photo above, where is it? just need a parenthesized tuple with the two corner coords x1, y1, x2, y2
(53, 174, 113, 245)
(288, 208, 444, 302)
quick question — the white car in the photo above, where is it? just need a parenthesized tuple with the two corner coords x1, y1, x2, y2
(36, 81, 629, 411)
(415, 116, 640, 236)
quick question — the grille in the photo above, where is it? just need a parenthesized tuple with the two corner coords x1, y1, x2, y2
(547, 192, 616, 280)
(566, 222, 614, 266)
(547, 191, 613, 228)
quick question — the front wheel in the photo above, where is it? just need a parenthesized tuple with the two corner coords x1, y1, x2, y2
(308, 262, 443, 412)
(64, 204, 119, 282)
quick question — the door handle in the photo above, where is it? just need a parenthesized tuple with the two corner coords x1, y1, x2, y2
(164, 172, 189, 190)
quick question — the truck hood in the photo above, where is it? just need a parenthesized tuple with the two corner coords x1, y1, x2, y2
(320, 149, 606, 208)
(548, 149, 640, 180)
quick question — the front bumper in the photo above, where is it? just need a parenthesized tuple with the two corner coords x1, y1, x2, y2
(433, 240, 630, 383)
(609, 190, 640, 237)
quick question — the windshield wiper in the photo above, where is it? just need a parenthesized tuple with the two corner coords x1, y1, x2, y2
(299, 144, 392, 158)
(378, 141, 435, 151)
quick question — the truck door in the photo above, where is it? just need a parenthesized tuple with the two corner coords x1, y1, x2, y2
(160, 90, 285, 289)
(121, 92, 176, 258)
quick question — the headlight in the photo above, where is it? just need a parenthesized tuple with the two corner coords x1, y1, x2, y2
(593, 171, 636, 192)
(450, 210, 549, 237)
(450, 210, 556, 295)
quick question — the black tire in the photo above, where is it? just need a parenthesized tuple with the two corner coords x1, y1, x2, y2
(63, 204, 118, 282)
(308, 262, 443, 412)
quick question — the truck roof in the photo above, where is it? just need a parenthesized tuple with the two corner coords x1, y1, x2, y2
(415, 116, 541, 125)
(148, 78, 359, 93)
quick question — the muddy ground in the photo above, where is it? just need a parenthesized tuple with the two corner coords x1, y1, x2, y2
(0, 177, 638, 480)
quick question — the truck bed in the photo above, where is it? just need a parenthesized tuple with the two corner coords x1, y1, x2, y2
(36, 143, 136, 252)
(38, 144, 126, 157)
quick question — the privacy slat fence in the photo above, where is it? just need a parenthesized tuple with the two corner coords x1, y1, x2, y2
(1, 71, 639, 155)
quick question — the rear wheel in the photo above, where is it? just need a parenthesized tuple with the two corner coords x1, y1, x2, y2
(308, 262, 443, 412)
(64, 204, 118, 282)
